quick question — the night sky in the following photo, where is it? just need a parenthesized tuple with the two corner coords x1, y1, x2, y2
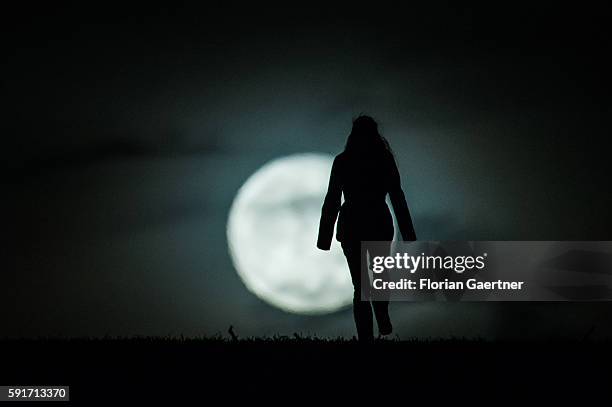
(3, 3, 611, 339)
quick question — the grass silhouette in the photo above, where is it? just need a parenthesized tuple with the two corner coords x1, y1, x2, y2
(1, 331, 610, 402)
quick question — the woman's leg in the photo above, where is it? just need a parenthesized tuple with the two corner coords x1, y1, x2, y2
(369, 241, 393, 336)
(341, 240, 374, 342)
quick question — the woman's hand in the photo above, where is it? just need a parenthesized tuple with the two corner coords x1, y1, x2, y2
(317, 241, 331, 251)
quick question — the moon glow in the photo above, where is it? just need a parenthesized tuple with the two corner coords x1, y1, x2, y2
(227, 153, 353, 314)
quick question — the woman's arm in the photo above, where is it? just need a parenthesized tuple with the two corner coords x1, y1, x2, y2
(388, 156, 417, 241)
(317, 155, 343, 250)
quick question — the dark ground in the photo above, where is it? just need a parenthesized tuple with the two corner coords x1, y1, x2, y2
(2, 336, 612, 403)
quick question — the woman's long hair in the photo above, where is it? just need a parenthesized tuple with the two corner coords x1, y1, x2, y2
(344, 115, 392, 159)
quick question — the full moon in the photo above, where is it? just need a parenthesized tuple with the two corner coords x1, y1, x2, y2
(227, 153, 353, 314)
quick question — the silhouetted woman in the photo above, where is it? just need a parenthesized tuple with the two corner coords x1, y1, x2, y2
(317, 116, 416, 342)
